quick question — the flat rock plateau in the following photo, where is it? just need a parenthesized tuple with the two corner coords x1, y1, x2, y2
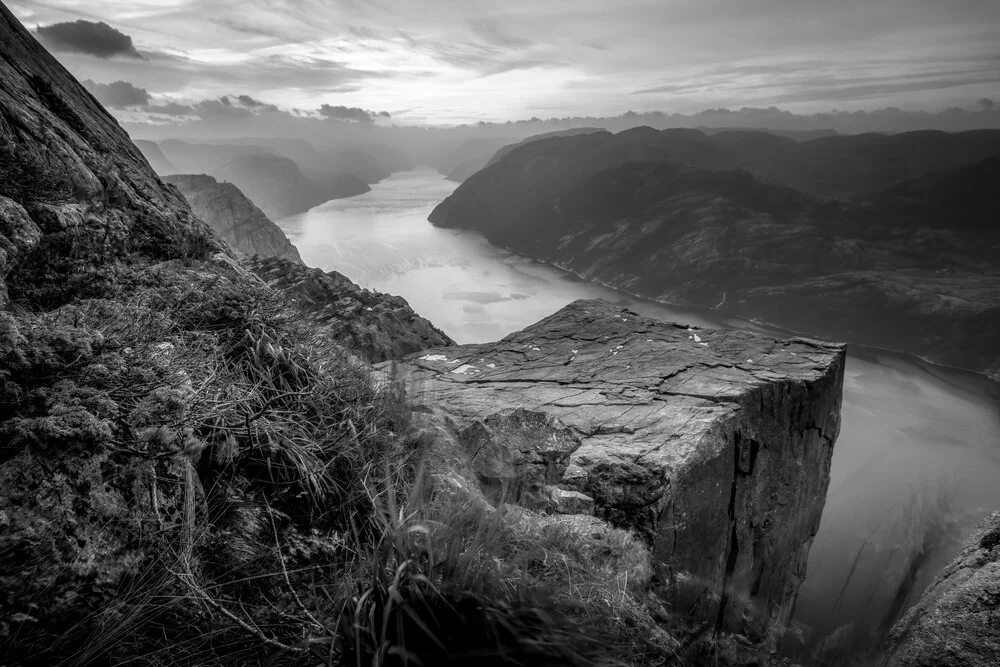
(386, 299, 847, 637)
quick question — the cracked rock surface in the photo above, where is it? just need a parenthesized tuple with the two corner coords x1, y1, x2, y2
(389, 299, 846, 637)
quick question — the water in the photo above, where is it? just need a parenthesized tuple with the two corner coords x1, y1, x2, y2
(279, 167, 1000, 659)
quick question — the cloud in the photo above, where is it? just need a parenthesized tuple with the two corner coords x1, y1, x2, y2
(144, 102, 197, 116)
(35, 20, 145, 59)
(194, 98, 254, 120)
(237, 94, 279, 112)
(318, 104, 387, 123)
(82, 79, 150, 108)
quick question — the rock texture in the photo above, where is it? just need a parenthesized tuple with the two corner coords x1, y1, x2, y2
(164, 174, 302, 264)
(249, 256, 454, 362)
(0, 4, 221, 307)
(429, 127, 1000, 376)
(883, 511, 1000, 666)
(388, 299, 846, 638)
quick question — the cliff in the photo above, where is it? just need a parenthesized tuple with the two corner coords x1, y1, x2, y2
(249, 256, 454, 361)
(214, 153, 369, 220)
(429, 128, 1000, 376)
(387, 300, 846, 640)
(883, 512, 1000, 666)
(163, 173, 302, 264)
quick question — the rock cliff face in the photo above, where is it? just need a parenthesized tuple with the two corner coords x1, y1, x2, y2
(0, 4, 221, 306)
(249, 256, 454, 362)
(163, 174, 302, 264)
(429, 128, 1000, 376)
(883, 512, 1000, 666)
(388, 300, 846, 638)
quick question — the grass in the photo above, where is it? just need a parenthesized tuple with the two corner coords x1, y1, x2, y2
(1, 254, 695, 666)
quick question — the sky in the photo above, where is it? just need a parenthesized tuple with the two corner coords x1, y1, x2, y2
(9, 0, 1000, 129)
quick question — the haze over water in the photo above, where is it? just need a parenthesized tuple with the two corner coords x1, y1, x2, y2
(279, 167, 1000, 656)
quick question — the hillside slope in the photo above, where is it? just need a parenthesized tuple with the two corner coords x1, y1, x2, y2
(429, 128, 1000, 375)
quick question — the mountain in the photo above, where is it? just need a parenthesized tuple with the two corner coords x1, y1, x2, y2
(324, 146, 390, 184)
(133, 139, 177, 175)
(435, 137, 517, 182)
(163, 174, 302, 263)
(158, 139, 278, 175)
(483, 127, 607, 169)
(429, 128, 1000, 376)
(213, 153, 369, 219)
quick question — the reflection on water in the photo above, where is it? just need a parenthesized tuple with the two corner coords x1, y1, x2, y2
(279, 167, 1000, 660)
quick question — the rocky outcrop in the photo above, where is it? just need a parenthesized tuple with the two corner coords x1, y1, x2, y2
(387, 299, 846, 639)
(882, 512, 1000, 666)
(0, 4, 221, 308)
(164, 174, 302, 264)
(429, 128, 1000, 375)
(249, 256, 454, 362)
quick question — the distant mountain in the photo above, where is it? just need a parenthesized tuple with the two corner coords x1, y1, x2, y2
(429, 127, 1000, 375)
(435, 137, 517, 182)
(158, 140, 278, 175)
(483, 127, 608, 169)
(352, 142, 415, 174)
(214, 153, 369, 220)
(324, 146, 390, 184)
(163, 173, 302, 263)
(133, 139, 176, 175)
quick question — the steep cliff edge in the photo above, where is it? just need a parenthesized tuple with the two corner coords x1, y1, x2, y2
(164, 174, 302, 264)
(387, 300, 846, 640)
(429, 128, 1000, 376)
(882, 512, 1000, 666)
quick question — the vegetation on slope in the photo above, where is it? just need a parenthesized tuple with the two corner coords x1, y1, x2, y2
(0, 252, 679, 666)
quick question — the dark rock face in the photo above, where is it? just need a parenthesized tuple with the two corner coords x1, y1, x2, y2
(0, 4, 221, 307)
(248, 256, 454, 362)
(389, 300, 846, 639)
(883, 512, 1000, 666)
(429, 127, 1000, 376)
(163, 174, 302, 264)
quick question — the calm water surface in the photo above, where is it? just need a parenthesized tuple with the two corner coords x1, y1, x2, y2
(279, 167, 1000, 658)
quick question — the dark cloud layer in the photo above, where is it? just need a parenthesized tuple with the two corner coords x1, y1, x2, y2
(83, 79, 150, 107)
(35, 20, 145, 59)
(319, 104, 390, 123)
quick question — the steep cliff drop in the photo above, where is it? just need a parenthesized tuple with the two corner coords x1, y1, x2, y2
(164, 174, 303, 264)
(883, 512, 1000, 666)
(386, 300, 846, 641)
